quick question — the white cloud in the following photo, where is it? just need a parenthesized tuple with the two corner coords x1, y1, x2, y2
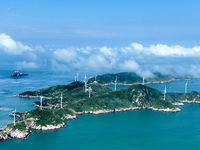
(34, 45, 45, 53)
(131, 42, 144, 50)
(0, 33, 31, 55)
(119, 60, 139, 71)
(100, 46, 115, 56)
(147, 44, 187, 56)
(127, 42, 200, 57)
(16, 61, 38, 69)
(51, 60, 70, 72)
(136, 69, 155, 78)
(74, 54, 114, 71)
(1, 33, 199, 77)
(53, 49, 77, 63)
(50, 43, 200, 76)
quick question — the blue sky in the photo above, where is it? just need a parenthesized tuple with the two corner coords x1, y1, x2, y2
(1, 0, 200, 76)
(1, 0, 200, 46)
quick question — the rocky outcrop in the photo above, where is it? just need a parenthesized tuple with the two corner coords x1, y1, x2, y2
(24, 118, 66, 130)
(0, 127, 29, 141)
(32, 122, 65, 130)
(73, 105, 181, 115)
(0, 132, 9, 141)
(172, 102, 184, 106)
(62, 114, 77, 120)
(150, 107, 181, 112)
(181, 100, 200, 103)
(88, 107, 142, 114)
(10, 129, 29, 139)
(89, 109, 114, 114)
(12, 95, 51, 98)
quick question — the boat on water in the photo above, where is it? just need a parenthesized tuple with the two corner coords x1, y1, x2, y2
(10, 71, 28, 77)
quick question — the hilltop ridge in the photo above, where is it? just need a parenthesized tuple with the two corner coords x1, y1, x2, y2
(88, 72, 188, 85)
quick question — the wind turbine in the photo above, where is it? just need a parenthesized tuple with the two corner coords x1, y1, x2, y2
(77, 73, 79, 81)
(142, 77, 145, 85)
(88, 87, 92, 97)
(40, 96, 43, 110)
(75, 76, 76, 82)
(84, 74, 88, 92)
(94, 75, 97, 84)
(164, 86, 166, 100)
(114, 76, 117, 91)
(60, 92, 63, 108)
(185, 81, 188, 93)
(13, 108, 16, 126)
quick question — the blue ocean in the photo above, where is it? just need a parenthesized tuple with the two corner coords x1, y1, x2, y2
(0, 69, 200, 149)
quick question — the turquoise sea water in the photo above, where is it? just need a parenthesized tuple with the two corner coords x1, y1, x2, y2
(0, 70, 200, 149)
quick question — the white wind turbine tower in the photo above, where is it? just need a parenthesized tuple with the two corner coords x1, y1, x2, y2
(13, 108, 16, 126)
(40, 96, 43, 110)
(84, 74, 88, 92)
(88, 87, 92, 97)
(114, 76, 117, 91)
(75, 76, 76, 82)
(94, 75, 97, 84)
(185, 81, 188, 93)
(142, 77, 145, 85)
(164, 86, 166, 100)
(60, 92, 63, 108)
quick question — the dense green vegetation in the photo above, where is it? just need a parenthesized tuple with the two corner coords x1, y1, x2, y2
(1, 72, 199, 141)
(7, 122, 26, 131)
(27, 108, 63, 126)
(9, 73, 198, 133)
(88, 72, 188, 84)
(68, 84, 178, 113)
(167, 91, 200, 101)
(18, 79, 198, 117)
(88, 72, 142, 84)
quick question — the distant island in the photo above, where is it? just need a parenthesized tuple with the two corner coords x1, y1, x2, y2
(88, 72, 190, 85)
(0, 72, 198, 141)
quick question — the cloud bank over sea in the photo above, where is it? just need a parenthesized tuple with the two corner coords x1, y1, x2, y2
(0, 33, 200, 77)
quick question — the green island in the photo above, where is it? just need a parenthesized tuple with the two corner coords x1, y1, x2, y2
(88, 72, 189, 85)
(0, 72, 198, 141)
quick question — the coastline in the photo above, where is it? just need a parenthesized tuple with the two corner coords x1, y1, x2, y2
(172, 100, 200, 106)
(0, 105, 181, 141)
(181, 100, 200, 103)
(72, 105, 181, 115)
(0, 77, 195, 141)
(100, 78, 190, 86)
(12, 95, 51, 99)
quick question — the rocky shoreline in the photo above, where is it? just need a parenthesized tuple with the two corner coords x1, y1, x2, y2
(73, 105, 181, 115)
(150, 107, 181, 112)
(172, 102, 184, 106)
(0, 127, 29, 141)
(12, 95, 51, 99)
(0, 105, 183, 142)
(1, 99, 195, 142)
(181, 100, 200, 103)
(100, 78, 189, 86)
(172, 100, 200, 106)
(0, 113, 78, 141)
